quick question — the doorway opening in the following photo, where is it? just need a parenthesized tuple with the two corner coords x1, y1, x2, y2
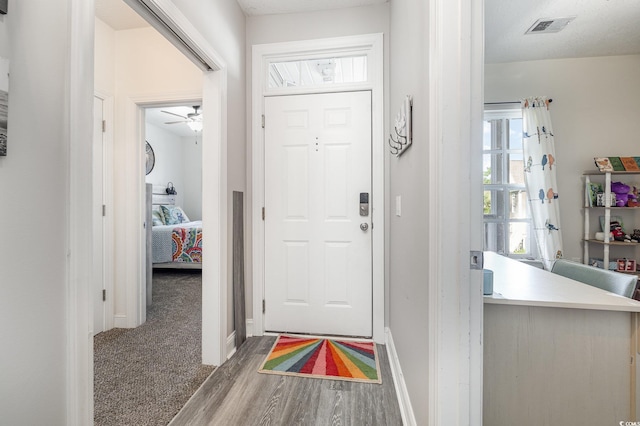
(79, 1, 230, 424)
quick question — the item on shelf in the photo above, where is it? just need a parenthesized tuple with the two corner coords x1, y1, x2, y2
(594, 156, 640, 172)
(587, 182, 603, 207)
(611, 181, 630, 203)
(594, 157, 614, 172)
(612, 181, 631, 193)
(584, 170, 640, 275)
(621, 157, 640, 171)
(600, 216, 624, 233)
(610, 221, 626, 241)
(596, 192, 616, 207)
(589, 258, 617, 271)
(616, 258, 637, 272)
(594, 231, 614, 241)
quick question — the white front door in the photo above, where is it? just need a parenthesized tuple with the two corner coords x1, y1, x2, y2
(93, 95, 105, 335)
(264, 91, 372, 337)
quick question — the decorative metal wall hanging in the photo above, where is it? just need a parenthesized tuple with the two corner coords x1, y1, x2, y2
(388, 95, 412, 157)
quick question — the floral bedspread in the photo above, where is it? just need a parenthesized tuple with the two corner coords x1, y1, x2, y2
(171, 225, 202, 263)
(152, 221, 202, 264)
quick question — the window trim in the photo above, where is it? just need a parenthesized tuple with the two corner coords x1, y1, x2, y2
(483, 106, 539, 260)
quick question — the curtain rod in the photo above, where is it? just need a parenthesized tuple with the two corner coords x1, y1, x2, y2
(484, 99, 553, 105)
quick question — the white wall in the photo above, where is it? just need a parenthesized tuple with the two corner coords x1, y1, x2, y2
(388, 0, 430, 423)
(181, 133, 203, 220)
(145, 123, 203, 220)
(165, 0, 246, 336)
(0, 2, 69, 423)
(95, 18, 115, 95)
(485, 55, 640, 262)
(145, 124, 185, 203)
(246, 3, 390, 45)
(245, 2, 390, 323)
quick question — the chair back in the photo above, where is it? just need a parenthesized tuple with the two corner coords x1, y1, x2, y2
(551, 259, 637, 298)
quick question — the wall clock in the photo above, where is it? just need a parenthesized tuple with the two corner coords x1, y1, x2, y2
(145, 141, 155, 175)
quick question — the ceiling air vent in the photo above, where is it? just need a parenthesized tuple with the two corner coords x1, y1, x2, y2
(525, 17, 576, 34)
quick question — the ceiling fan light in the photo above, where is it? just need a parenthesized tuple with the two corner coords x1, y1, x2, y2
(187, 120, 203, 132)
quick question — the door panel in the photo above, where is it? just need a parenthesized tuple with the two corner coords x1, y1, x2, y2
(264, 91, 372, 337)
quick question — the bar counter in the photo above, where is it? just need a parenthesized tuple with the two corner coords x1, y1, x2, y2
(483, 251, 640, 425)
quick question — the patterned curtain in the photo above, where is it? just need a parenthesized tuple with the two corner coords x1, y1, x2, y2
(522, 97, 563, 270)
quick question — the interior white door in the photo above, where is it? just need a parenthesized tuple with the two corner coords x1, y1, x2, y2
(93, 95, 105, 335)
(264, 91, 372, 337)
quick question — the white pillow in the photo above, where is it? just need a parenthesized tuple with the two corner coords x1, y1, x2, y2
(160, 205, 190, 225)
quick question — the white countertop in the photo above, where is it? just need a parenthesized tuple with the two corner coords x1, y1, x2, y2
(483, 251, 640, 312)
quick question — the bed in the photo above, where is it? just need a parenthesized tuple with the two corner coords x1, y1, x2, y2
(150, 186, 202, 270)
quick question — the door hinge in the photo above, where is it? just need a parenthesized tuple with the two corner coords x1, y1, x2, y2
(261, 114, 265, 129)
(470, 250, 484, 270)
(102, 120, 106, 133)
(102, 204, 106, 217)
(262, 299, 266, 314)
(102, 289, 106, 301)
(262, 207, 265, 221)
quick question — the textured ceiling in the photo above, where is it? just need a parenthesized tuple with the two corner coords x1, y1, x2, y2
(485, 0, 640, 63)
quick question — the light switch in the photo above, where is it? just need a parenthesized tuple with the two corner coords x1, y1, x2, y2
(395, 195, 401, 216)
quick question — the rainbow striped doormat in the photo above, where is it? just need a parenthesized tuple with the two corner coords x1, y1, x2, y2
(258, 335, 381, 384)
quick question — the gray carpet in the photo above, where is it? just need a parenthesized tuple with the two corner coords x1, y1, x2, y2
(94, 270, 215, 426)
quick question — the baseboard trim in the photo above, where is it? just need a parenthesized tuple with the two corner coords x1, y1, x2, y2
(113, 314, 127, 329)
(227, 331, 237, 360)
(246, 319, 254, 337)
(227, 321, 254, 361)
(385, 327, 417, 426)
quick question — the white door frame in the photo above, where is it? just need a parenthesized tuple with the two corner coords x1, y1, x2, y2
(68, 1, 228, 423)
(124, 91, 204, 327)
(251, 34, 385, 343)
(427, 0, 484, 424)
(93, 92, 115, 335)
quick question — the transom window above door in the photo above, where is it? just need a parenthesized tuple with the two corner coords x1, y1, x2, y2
(267, 55, 368, 89)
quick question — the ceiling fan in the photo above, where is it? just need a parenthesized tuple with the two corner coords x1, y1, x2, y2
(162, 105, 203, 132)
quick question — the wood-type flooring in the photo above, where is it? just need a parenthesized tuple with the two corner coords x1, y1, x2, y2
(170, 336, 403, 426)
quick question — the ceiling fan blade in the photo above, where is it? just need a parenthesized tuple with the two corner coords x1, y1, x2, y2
(161, 110, 187, 119)
(164, 120, 187, 125)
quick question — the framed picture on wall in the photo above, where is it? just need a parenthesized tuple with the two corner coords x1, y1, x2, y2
(0, 56, 8, 157)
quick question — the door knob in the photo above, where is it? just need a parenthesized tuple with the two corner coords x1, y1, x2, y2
(360, 223, 369, 231)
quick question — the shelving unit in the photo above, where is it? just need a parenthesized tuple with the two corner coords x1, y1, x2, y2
(583, 171, 640, 277)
